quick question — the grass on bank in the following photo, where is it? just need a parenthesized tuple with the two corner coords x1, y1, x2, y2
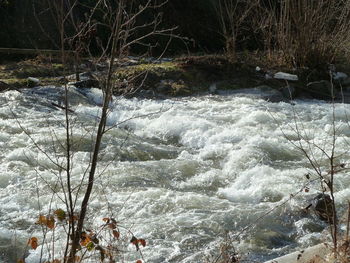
(1, 51, 350, 99)
(0, 59, 69, 88)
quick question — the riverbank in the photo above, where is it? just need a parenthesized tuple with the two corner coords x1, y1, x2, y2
(2, 54, 350, 102)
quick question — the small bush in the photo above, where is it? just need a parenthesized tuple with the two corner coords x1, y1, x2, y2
(264, 0, 350, 67)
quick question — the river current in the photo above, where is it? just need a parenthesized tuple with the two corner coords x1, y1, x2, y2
(1, 86, 350, 262)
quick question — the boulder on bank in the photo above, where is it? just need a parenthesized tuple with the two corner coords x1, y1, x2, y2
(280, 86, 296, 100)
(69, 72, 100, 89)
(0, 81, 12, 92)
(274, 72, 299, 81)
(341, 77, 350, 87)
(306, 80, 333, 99)
(72, 79, 100, 89)
(156, 79, 174, 94)
(256, 86, 286, 102)
(156, 79, 191, 96)
(27, 77, 40, 87)
(333, 71, 348, 81)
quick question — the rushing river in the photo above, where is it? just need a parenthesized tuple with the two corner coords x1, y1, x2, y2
(1, 86, 350, 263)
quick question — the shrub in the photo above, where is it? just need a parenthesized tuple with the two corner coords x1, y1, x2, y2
(265, 0, 350, 67)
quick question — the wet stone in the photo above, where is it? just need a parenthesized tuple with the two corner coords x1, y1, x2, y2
(312, 193, 335, 223)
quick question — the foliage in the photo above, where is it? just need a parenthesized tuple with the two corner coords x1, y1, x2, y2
(211, 0, 259, 62)
(257, 0, 350, 67)
(26, 213, 146, 262)
(1, 0, 350, 67)
(0, 0, 9, 6)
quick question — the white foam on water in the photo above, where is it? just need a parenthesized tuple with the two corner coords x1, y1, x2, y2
(1, 88, 350, 262)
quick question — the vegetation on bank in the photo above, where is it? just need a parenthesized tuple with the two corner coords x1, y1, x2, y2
(2, 0, 350, 98)
(1, 0, 350, 68)
(0, 59, 67, 87)
(2, 52, 350, 102)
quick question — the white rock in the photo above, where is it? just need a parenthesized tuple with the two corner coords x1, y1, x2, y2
(128, 59, 138, 64)
(256, 66, 261, 72)
(128, 56, 139, 60)
(27, 77, 40, 84)
(274, 72, 299, 81)
(161, 58, 173, 62)
(264, 243, 330, 263)
(333, 72, 348, 80)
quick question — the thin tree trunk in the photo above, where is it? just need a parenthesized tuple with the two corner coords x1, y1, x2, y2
(67, 2, 123, 261)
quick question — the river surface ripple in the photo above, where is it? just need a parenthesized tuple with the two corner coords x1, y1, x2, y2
(1, 86, 350, 262)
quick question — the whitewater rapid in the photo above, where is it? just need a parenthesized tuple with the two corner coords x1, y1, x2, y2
(1, 86, 350, 262)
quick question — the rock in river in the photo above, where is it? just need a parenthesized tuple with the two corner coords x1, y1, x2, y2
(313, 193, 335, 224)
